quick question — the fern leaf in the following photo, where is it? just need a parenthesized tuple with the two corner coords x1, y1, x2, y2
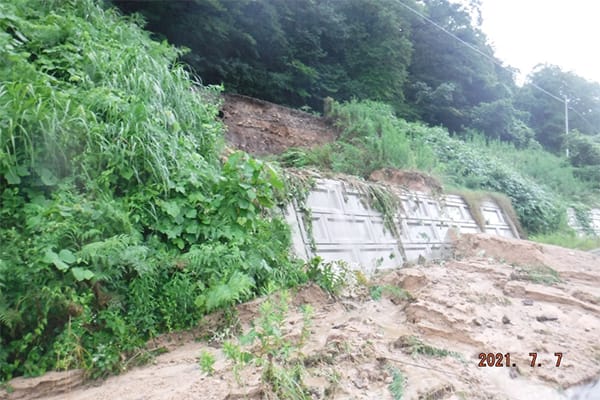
(0, 299, 21, 330)
(202, 272, 255, 312)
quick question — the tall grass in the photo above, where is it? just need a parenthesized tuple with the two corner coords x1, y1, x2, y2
(0, 0, 222, 191)
(467, 134, 597, 205)
(0, 0, 304, 381)
(279, 99, 437, 178)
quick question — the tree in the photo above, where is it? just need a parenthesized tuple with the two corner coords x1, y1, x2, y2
(111, 0, 415, 111)
(517, 64, 600, 153)
(469, 98, 534, 146)
(404, 0, 513, 132)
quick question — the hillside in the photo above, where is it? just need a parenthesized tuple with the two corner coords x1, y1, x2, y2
(2, 1, 600, 399)
(222, 94, 599, 240)
(222, 94, 337, 155)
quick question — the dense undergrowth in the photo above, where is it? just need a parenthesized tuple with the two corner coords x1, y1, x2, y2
(0, 0, 306, 381)
(278, 100, 599, 236)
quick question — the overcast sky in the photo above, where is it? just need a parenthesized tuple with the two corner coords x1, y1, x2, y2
(478, 0, 600, 84)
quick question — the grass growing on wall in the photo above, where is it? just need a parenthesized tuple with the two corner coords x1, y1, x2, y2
(447, 189, 525, 238)
(278, 99, 577, 235)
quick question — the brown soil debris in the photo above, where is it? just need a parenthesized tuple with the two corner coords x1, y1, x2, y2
(369, 168, 443, 195)
(221, 94, 337, 155)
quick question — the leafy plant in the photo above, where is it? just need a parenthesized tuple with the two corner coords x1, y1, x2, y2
(222, 291, 313, 399)
(0, 0, 304, 382)
(387, 366, 405, 400)
(370, 285, 384, 301)
(198, 350, 216, 376)
(306, 257, 350, 295)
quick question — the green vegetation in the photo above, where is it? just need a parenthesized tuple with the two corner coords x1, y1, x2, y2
(223, 291, 313, 400)
(279, 100, 437, 178)
(398, 336, 462, 360)
(198, 350, 216, 376)
(369, 285, 413, 302)
(423, 126, 566, 234)
(387, 366, 405, 400)
(530, 231, 600, 251)
(510, 265, 562, 286)
(306, 257, 351, 296)
(0, 0, 306, 381)
(112, 0, 416, 114)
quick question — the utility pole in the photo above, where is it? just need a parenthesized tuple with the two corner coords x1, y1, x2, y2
(565, 96, 569, 158)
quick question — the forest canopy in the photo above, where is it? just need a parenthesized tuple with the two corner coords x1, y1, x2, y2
(113, 0, 600, 160)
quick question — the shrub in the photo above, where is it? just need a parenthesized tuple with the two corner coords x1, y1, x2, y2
(423, 129, 565, 234)
(0, 0, 303, 381)
(279, 99, 570, 234)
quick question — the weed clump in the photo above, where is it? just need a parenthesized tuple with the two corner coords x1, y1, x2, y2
(510, 265, 562, 285)
(223, 291, 314, 399)
(387, 366, 405, 400)
(393, 335, 462, 360)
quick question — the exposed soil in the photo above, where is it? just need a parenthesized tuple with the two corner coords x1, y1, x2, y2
(221, 94, 338, 156)
(5, 234, 600, 400)
(369, 168, 443, 195)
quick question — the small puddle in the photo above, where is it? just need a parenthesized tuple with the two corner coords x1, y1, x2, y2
(485, 368, 600, 400)
(563, 378, 600, 400)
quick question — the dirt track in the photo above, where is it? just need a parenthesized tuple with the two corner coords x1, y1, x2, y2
(5, 234, 600, 400)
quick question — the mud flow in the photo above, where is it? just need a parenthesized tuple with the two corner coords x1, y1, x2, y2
(4, 233, 600, 400)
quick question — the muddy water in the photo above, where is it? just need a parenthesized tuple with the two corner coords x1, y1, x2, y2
(564, 378, 600, 399)
(485, 368, 600, 400)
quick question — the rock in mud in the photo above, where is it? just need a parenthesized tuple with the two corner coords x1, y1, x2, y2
(536, 315, 559, 322)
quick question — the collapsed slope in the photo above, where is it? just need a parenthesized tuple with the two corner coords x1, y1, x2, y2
(222, 94, 337, 155)
(7, 234, 600, 400)
(223, 96, 587, 236)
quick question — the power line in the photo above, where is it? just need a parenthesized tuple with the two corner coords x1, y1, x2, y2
(395, 0, 597, 133)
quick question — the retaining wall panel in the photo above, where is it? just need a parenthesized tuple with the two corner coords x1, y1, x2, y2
(287, 178, 519, 273)
(566, 207, 600, 236)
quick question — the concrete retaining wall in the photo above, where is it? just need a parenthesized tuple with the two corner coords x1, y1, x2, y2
(567, 208, 600, 236)
(285, 178, 519, 273)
